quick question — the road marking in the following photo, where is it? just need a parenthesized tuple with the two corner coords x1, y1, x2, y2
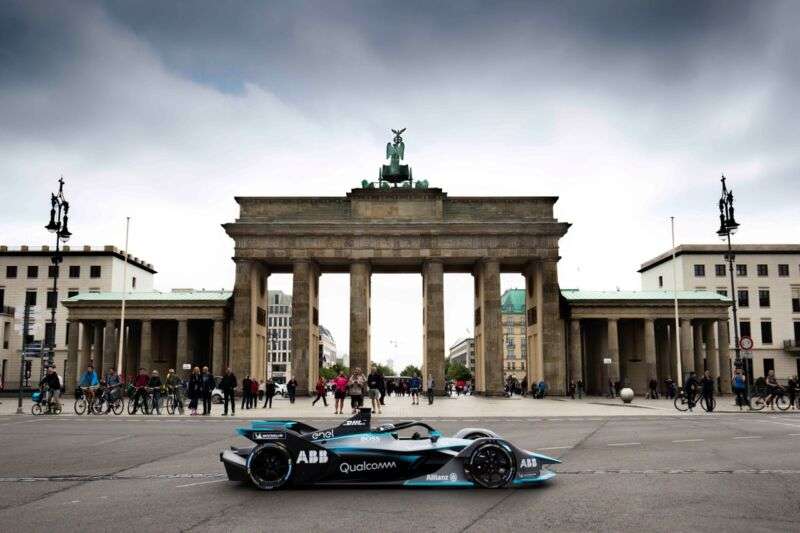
(93, 435, 130, 446)
(176, 479, 227, 488)
(788, 433, 800, 437)
(672, 438, 705, 443)
(607, 442, 641, 447)
(536, 446, 573, 451)
(733, 436, 762, 439)
(70, 500, 80, 504)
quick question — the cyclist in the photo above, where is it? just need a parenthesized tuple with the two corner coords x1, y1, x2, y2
(683, 371, 700, 411)
(763, 369, 783, 410)
(78, 364, 100, 407)
(788, 375, 798, 410)
(165, 368, 184, 414)
(732, 368, 748, 410)
(39, 366, 62, 411)
(131, 368, 151, 413)
(148, 370, 163, 415)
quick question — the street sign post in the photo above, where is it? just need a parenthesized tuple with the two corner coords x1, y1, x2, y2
(739, 336, 754, 351)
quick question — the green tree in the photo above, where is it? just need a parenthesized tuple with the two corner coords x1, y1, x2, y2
(400, 364, 421, 377)
(446, 362, 472, 381)
(374, 363, 394, 376)
(320, 362, 349, 380)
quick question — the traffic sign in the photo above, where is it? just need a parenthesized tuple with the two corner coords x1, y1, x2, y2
(741, 349, 753, 359)
(739, 336, 754, 351)
(603, 358, 612, 365)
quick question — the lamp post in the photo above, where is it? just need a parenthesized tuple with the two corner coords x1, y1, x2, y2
(44, 177, 72, 375)
(716, 174, 741, 373)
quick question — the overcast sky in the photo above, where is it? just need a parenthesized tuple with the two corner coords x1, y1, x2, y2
(2, 1, 798, 370)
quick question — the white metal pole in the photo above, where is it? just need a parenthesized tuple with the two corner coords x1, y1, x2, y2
(116, 217, 130, 375)
(671, 217, 682, 384)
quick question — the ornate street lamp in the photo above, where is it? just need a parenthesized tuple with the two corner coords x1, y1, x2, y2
(44, 177, 72, 372)
(716, 175, 742, 372)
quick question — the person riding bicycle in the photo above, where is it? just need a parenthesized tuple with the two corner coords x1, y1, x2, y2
(131, 368, 150, 413)
(732, 368, 748, 411)
(78, 364, 100, 403)
(39, 366, 62, 409)
(148, 370, 164, 415)
(764, 369, 783, 410)
(103, 367, 122, 400)
(683, 371, 700, 410)
(165, 368, 184, 414)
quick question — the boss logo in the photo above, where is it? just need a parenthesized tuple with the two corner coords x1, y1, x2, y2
(253, 432, 285, 440)
(519, 458, 537, 469)
(359, 435, 380, 442)
(296, 450, 328, 464)
(311, 430, 334, 440)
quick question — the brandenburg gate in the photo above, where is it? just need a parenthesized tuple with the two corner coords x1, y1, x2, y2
(223, 129, 571, 395)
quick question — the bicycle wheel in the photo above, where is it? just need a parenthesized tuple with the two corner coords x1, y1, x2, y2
(127, 397, 137, 415)
(31, 403, 42, 416)
(775, 395, 791, 411)
(166, 396, 175, 415)
(674, 395, 689, 412)
(112, 398, 124, 415)
(700, 396, 716, 412)
(74, 398, 87, 415)
(142, 395, 152, 415)
(91, 399, 107, 415)
(749, 396, 765, 411)
(52, 403, 63, 415)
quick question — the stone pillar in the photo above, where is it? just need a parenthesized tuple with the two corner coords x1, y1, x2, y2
(643, 318, 657, 384)
(66, 321, 79, 392)
(668, 322, 679, 383)
(524, 262, 542, 386)
(349, 261, 371, 374)
(103, 320, 116, 375)
(474, 259, 503, 395)
(718, 319, 732, 394)
(680, 318, 693, 378)
(212, 319, 224, 378)
(231, 260, 269, 383)
(704, 321, 720, 387)
(540, 260, 566, 394)
(92, 323, 103, 371)
(176, 319, 188, 370)
(568, 319, 582, 383)
(140, 320, 153, 371)
(656, 321, 671, 388)
(292, 260, 319, 395)
(693, 322, 704, 373)
(124, 322, 137, 377)
(79, 321, 92, 376)
(422, 260, 445, 394)
(607, 318, 621, 384)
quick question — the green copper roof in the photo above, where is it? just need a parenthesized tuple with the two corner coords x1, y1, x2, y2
(501, 289, 526, 313)
(560, 289, 730, 302)
(64, 290, 232, 302)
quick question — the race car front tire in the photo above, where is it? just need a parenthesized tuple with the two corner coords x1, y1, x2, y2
(247, 444, 293, 490)
(465, 442, 516, 488)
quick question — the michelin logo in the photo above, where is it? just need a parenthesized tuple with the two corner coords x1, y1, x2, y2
(253, 432, 285, 440)
(339, 460, 396, 474)
(296, 450, 328, 464)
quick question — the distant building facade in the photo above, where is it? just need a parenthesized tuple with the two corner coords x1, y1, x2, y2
(501, 289, 528, 380)
(448, 337, 475, 372)
(267, 290, 292, 383)
(640, 244, 800, 380)
(319, 325, 337, 368)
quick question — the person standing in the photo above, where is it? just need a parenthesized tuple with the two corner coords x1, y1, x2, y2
(576, 379, 584, 399)
(732, 368, 748, 410)
(333, 371, 348, 414)
(187, 366, 201, 416)
(427, 374, 435, 405)
(788, 375, 798, 410)
(165, 369, 184, 415)
(700, 370, 715, 412)
(286, 377, 297, 404)
(348, 368, 366, 414)
(683, 371, 700, 411)
(409, 373, 421, 405)
(648, 378, 658, 399)
(132, 368, 151, 414)
(200, 366, 214, 415)
(241, 375, 252, 410)
(312, 377, 328, 407)
(367, 366, 382, 414)
(148, 370, 163, 415)
(219, 367, 237, 416)
(263, 378, 276, 409)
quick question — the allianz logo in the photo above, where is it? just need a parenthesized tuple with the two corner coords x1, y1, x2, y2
(296, 450, 328, 464)
(339, 460, 396, 474)
(426, 473, 458, 482)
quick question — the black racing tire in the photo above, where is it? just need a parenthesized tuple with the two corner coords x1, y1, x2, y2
(466, 442, 516, 489)
(247, 444, 293, 490)
(463, 431, 492, 440)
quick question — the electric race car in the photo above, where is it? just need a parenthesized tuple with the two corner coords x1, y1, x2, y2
(220, 408, 559, 490)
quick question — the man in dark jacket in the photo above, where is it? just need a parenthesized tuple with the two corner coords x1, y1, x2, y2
(200, 366, 214, 415)
(148, 370, 163, 415)
(684, 371, 700, 410)
(263, 379, 276, 409)
(220, 368, 237, 416)
(286, 378, 297, 404)
(700, 370, 715, 412)
(241, 375, 252, 410)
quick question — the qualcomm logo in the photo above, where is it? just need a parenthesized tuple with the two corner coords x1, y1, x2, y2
(296, 450, 328, 464)
(519, 458, 537, 469)
(339, 460, 396, 474)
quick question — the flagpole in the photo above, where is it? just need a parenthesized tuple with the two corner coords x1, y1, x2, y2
(671, 216, 682, 384)
(116, 217, 130, 375)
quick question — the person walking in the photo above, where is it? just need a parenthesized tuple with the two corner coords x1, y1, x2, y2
(367, 365, 383, 414)
(409, 373, 421, 405)
(165, 368, 184, 415)
(263, 378, 276, 409)
(286, 377, 297, 404)
(200, 366, 214, 415)
(312, 377, 328, 407)
(241, 375, 252, 410)
(148, 370, 163, 415)
(732, 368, 748, 411)
(427, 374, 435, 405)
(333, 371, 348, 414)
(700, 370, 715, 413)
(219, 367, 237, 416)
(187, 366, 201, 415)
(568, 379, 576, 399)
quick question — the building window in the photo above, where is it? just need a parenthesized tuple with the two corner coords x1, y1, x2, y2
(792, 288, 800, 313)
(694, 264, 706, 277)
(763, 358, 775, 377)
(716, 288, 728, 297)
(45, 322, 56, 347)
(5, 266, 17, 279)
(658, 275, 663, 288)
(695, 287, 706, 292)
(69, 265, 80, 278)
(760, 321, 773, 344)
(67, 289, 78, 298)
(778, 264, 789, 277)
(25, 290, 37, 306)
(0, 287, 3, 309)
(714, 264, 726, 277)
(757, 264, 768, 277)
(758, 289, 770, 308)
(46, 290, 58, 309)
(740, 321, 751, 338)
(65, 322, 70, 346)
(89, 288, 100, 294)
(132, 276, 137, 288)
(27, 266, 38, 278)
(48, 265, 58, 278)
(737, 289, 749, 308)
(736, 264, 747, 277)
(90, 265, 101, 278)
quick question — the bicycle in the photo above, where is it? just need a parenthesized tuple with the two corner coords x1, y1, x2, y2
(673, 389, 716, 412)
(749, 387, 791, 411)
(94, 385, 125, 415)
(128, 386, 153, 415)
(74, 386, 100, 415)
(31, 389, 62, 415)
(164, 388, 184, 415)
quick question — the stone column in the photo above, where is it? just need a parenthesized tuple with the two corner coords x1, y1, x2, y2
(523, 262, 542, 386)
(643, 318, 657, 384)
(680, 318, 693, 378)
(668, 322, 679, 383)
(693, 322, 704, 373)
(231, 260, 269, 383)
(703, 321, 720, 387)
(176, 319, 188, 370)
(607, 318, 621, 384)
(79, 321, 92, 376)
(718, 319, 732, 394)
(422, 260, 445, 395)
(212, 319, 224, 378)
(474, 259, 503, 395)
(568, 319, 582, 383)
(92, 323, 103, 371)
(349, 261, 371, 374)
(102, 320, 116, 375)
(139, 320, 153, 371)
(292, 260, 319, 395)
(66, 321, 79, 392)
(540, 260, 566, 394)
(123, 322, 136, 377)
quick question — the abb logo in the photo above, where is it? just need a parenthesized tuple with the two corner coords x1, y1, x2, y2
(296, 450, 328, 464)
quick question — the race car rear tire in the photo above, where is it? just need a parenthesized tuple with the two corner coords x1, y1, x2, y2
(465, 442, 516, 489)
(247, 444, 293, 490)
